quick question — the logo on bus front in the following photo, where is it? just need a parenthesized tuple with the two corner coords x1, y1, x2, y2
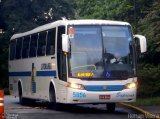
(105, 71, 111, 78)
(103, 86, 107, 91)
(116, 92, 135, 98)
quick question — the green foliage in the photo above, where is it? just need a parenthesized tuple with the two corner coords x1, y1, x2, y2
(1, 0, 75, 33)
(0, 0, 75, 89)
(0, 33, 9, 89)
(75, 0, 130, 20)
(131, 97, 160, 106)
(75, 0, 153, 31)
(138, 0, 160, 65)
(138, 64, 160, 98)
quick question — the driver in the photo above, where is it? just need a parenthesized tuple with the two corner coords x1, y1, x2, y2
(110, 52, 123, 64)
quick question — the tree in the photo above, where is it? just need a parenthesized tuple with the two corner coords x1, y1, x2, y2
(75, 0, 153, 32)
(138, 0, 160, 65)
(1, 0, 75, 33)
(0, 0, 75, 89)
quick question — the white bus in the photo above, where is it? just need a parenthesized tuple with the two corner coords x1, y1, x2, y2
(9, 19, 147, 112)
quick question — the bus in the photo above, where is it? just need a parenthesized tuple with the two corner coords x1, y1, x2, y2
(9, 19, 147, 112)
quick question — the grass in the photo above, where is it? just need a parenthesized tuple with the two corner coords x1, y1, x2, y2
(130, 97, 160, 106)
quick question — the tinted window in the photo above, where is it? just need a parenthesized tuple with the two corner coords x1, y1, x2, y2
(15, 38, 22, 59)
(57, 26, 66, 81)
(29, 34, 38, 57)
(46, 29, 55, 55)
(22, 36, 30, 58)
(37, 32, 46, 56)
(10, 40, 16, 60)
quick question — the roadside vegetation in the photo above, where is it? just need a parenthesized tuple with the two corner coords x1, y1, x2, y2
(131, 97, 160, 106)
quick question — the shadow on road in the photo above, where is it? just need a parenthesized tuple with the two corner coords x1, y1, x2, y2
(16, 100, 128, 115)
(54, 104, 127, 115)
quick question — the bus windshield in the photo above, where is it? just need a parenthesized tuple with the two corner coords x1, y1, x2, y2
(68, 25, 135, 80)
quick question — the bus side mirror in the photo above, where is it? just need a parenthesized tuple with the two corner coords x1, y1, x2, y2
(134, 35, 147, 53)
(62, 34, 70, 53)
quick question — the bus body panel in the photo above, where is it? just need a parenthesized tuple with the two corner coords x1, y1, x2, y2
(9, 56, 58, 100)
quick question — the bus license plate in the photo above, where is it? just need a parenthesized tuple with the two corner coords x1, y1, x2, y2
(99, 95, 110, 100)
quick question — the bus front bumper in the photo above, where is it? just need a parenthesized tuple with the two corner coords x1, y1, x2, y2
(66, 88, 136, 104)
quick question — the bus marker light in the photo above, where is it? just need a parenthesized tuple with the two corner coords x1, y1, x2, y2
(68, 26, 75, 38)
(51, 63, 56, 67)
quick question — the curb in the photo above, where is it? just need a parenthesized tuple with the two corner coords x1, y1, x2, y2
(5, 106, 47, 110)
(5, 107, 32, 110)
(119, 103, 160, 119)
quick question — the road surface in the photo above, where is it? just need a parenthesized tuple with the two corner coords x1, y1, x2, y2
(4, 96, 139, 119)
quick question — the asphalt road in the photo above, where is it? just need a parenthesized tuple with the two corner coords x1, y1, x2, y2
(4, 96, 139, 119)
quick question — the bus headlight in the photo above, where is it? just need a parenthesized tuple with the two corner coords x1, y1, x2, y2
(125, 82, 137, 89)
(67, 82, 84, 90)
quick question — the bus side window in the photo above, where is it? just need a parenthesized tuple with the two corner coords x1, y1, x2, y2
(37, 32, 47, 56)
(29, 34, 38, 57)
(22, 36, 30, 58)
(10, 40, 16, 60)
(57, 26, 66, 81)
(46, 29, 56, 55)
(15, 38, 22, 59)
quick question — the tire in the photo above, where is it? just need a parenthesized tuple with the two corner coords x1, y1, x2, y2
(18, 82, 36, 105)
(49, 84, 59, 110)
(18, 82, 25, 105)
(106, 103, 116, 113)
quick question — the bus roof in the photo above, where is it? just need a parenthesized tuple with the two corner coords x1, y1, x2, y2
(10, 19, 130, 40)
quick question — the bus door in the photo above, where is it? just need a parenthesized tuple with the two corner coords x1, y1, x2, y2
(57, 26, 68, 102)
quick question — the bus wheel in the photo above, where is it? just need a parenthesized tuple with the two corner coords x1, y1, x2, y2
(49, 84, 59, 110)
(106, 103, 116, 113)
